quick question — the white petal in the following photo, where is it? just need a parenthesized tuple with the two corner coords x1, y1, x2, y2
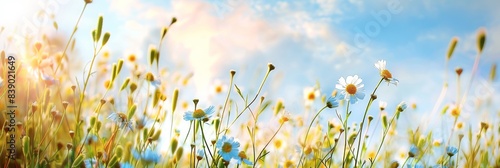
(338, 77, 346, 86)
(346, 76, 354, 84)
(356, 92, 365, 99)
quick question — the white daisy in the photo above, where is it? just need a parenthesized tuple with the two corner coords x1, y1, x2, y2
(375, 60, 399, 85)
(336, 75, 365, 104)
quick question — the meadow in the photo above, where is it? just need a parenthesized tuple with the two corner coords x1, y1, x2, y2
(0, 0, 499, 168)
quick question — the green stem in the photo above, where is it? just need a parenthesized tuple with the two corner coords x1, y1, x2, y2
(297, 105, 328, 167)
(355, 78, 383, 167)
(342, 101, 351, 168)
(54, 3, 87, 75)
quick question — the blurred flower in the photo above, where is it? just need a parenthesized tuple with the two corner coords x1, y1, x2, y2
(279, 112, 291, 124)
(151, 79, 162, 89)
(408, 145, 418, 158)
(336, 75, 365, 104)
(84, 159, 104, 168)
(446, 146, 458, 157)
(121, 162, 133, 168)
(379, 101, 387, 111)
(326, 96, 339, 108)
(84, 134, 99, 145)
(303, 87, 319, 106)
(196, 149, 205, 160)
(456, 122, 464, 129)
(432, 139, 442, 147)
(107, 112, 133, 131)
(216, 135, 240, 162)
(183, 106, 215, 121)
(132, 148, 161, 164)
(397, 101, 408, 113)
(431, 165, 448, 168)
(41, 73, 58, 86)
(0, 77, 3, 87)
(407, 163, 424, 168)
(450, 106, 460, 117)
(375, 60, 399, 85)
(235, 151, 253, 165)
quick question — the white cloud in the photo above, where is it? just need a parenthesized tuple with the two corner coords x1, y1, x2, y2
(313, 0, 342, 15)
(165, 0, 282, 98)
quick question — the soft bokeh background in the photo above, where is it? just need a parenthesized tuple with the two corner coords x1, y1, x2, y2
(1, 0, 499, 152)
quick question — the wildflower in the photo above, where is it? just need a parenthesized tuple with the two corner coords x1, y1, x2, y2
(151, 78, 162, 88)
(183, 106, 215, 121)
(84, 134, 99, 145)
(235, 151, 253, 165)
(432, 139, 442, 147)
(216, 136, 240, 162)
(279, 112, 291, 124)
(127, 54, 136, 62)
(107, 112, 133, 131)
(336, 75, 365, 104)
(132, 148, 161, 164)
(326, 96, 339, 108)
(375, 60, 399, 85)
(456, 122, 463, 129)
(408, 145, 418, 158)
(120, 162, 134, 168)
(303, 87, 319, 106)
(397, 101, 408, 113)
(196, 149, 205, 160)
(446, 146, 458, 157)
(407, 163, 424, 168)
(431, 165, 448, 168)
(273, 138, 284, 149)
(84, 159, 104, 168)
(379, 101, 387, 111)
(41, 73, 58, 86)
(450, 106, 460, 117)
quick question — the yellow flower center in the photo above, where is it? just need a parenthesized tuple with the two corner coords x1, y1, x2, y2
(304, 146, 312, 155)
(222, 142, 233, 153)
(215, 85, 223, 93)
(307, 92, 315, 100)
(284, 160, 294, 167)
(345, 84, 357, 95)
(192, 109, 206, 118)
(274, 139, 283, 149)
(451, 107, 460, 117)
(238, 151, 248, 159)
(381, 69, 392, 79)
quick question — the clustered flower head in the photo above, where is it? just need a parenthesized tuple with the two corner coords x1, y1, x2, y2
(375, 60, 399, 85)
(303, 87, 320, 106)
(132, 148, 161, 164)
(183, 106, 215, 121)
(446, 146, 458, 157)
(409, 145, 419, 158)
(397, 101, 408, 113)
(336, 75, 365, 104)
(107, 112, 133, 131)
(216, 136, 252, 165)
(326, 96, 339, 108)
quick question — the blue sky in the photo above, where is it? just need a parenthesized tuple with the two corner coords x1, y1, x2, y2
(2, 0, 499, 134)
